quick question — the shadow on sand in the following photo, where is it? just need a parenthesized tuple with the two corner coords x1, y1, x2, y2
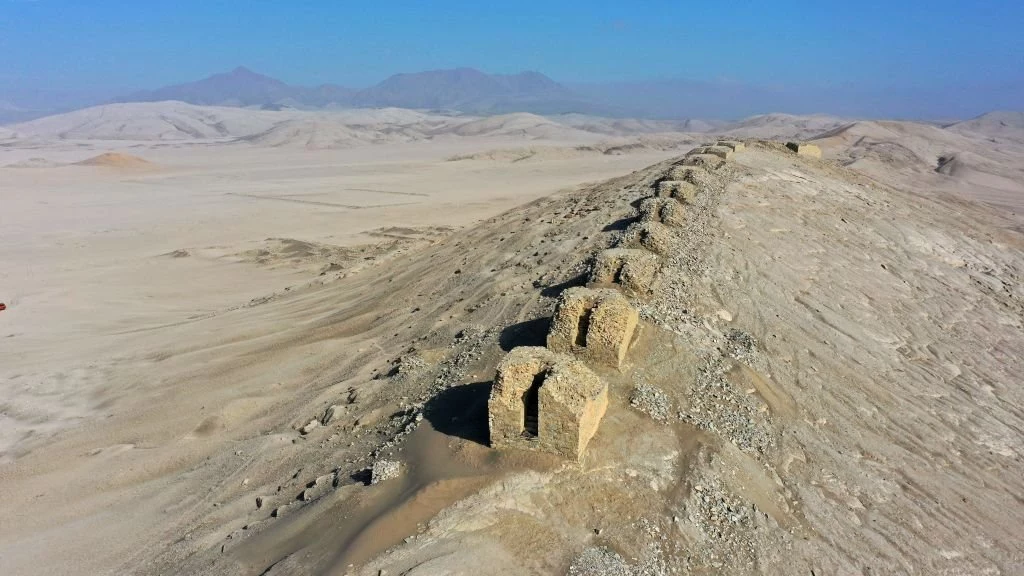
(539, 272, 588, 298)
(498, 317, 551, 351)
(422, 381, 492, 446)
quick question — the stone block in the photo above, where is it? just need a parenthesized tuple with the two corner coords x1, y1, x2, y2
(681, 154, 726, 170)
(716, 140, 746, 151)
(589, 248, 660, 294)
(656, 180, 698, 204)
(618, 221, 675, 255)
(488, 346, 608, 461)
(786, 142, 822, 158)
(547, 287, 638, 369)
(639, 196, 686, 227)
(691, 145, 733, 160)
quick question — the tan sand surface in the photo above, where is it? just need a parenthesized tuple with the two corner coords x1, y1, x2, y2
(1, 107, 1022, 575)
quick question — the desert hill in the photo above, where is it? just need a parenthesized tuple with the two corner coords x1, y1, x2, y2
(945, 110, 1024, 141)
(810, 119, 1024, 211)
(550, 114, 719, 136)
(10, 101, 287, 141)
(718, 113, 848, 140)
(7, 102, 676, 147)
(118, 67, 300, 108)
(237, 108, 461, 149)
(445, 112, 597, 140)
(3, 138, 1021, 575)
(350, 68, 584, 114)
(111, 66, 603, 116)
(74, 152, 153, 169)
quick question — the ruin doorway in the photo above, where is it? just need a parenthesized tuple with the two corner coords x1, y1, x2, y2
(522, 372, 544, 438)
(612, 262, 625, 285)
(575, 307, 593, 347)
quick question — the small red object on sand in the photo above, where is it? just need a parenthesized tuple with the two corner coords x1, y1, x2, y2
(0, 303, 6, 311)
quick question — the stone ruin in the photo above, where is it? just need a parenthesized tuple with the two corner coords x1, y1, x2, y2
(786, 142, 822, 158)
(716, 140, 745, 152)
(656, 179, 697, 204)
(681, 153, 726, 170)
(589, 248, 660, 295)
(618, 221, 675, 255)
(668, 165, 712, 187)
(639, 196, 686, 227)
(547, 287, 638, 368)
(488, 346, 608, 461)
(691, 145, 734, 160)
(669, 165, 705, 180)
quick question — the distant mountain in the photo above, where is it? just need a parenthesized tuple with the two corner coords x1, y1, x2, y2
(299, 84, 358, 108)
(117, 66, 300, 107)
(112, 66, 616, 116)
(351, 67, 596, 114)
(11, 101, 288, 140)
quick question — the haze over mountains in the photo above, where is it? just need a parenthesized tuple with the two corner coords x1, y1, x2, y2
(3, 65, 1022, 126)
(118, 66, 352, 109)
(115, 66, 613, 116)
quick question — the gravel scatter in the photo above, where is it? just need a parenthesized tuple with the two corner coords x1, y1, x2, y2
(370, 459, 402, 484)
(567, 547, 633, 576)
(679, 357, 774, 454)
(629, 383, 671, 422)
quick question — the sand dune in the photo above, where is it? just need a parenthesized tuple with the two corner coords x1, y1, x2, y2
(935, 151, 1024, 195)
(811, 119, 1024, 211)
(718, 113, 847, 139)
(240, 118, 385, 148)
(946, 110, 1024, 141)
(446, 112, 598, 140)
(447, 136, 697, 163)
(10, 103, 680, 147)
(11, 101, 290, 141)
(74, 152, 154, 169)
(546, 114, 716, 136)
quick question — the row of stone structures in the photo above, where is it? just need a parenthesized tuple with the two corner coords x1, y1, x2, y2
(487, 140, 747, 461)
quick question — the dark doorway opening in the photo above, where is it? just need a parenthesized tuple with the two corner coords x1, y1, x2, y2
(523, 372, 544, 438)
(575, 308, 593, 347)
(612, 263, 625, 285)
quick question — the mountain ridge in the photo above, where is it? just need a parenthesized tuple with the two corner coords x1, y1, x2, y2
(114, 66, 611, 116)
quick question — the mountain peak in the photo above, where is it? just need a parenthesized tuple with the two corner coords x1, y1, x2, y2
(114, 66, 601, 115)
(227, 66, 260, 77)
(351, 67, 582, 112)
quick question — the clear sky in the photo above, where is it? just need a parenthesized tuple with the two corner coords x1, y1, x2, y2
(1, 0, 1022, 115)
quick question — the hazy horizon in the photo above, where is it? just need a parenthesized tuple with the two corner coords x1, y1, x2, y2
(1, 1, 1022, 120)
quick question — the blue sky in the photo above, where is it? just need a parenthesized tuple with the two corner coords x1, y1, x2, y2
(1, 0, 1022, 116)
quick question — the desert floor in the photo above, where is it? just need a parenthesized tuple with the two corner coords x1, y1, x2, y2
(1, 109, 1022, 575)
(0, 135, 678, 573)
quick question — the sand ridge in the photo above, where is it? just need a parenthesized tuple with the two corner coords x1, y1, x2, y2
(75, 152, 154, 169)
(0, 109, 1022, 575)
